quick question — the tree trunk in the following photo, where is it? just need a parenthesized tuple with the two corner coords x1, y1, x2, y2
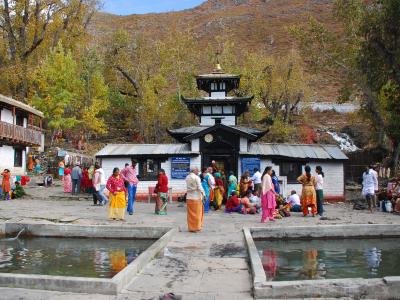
(392, 141, 400, 176)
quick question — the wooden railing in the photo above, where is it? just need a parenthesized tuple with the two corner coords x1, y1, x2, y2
(0, 121, 42, 146)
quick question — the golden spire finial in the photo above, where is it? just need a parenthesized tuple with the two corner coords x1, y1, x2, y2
(214, 50, 223, 73)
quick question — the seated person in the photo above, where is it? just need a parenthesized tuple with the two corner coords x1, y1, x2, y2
(12, 181, 25, 199)
(249, 191, 260, 206)
(286, 190, 302, 212)
(240, 190, 260, 214)
(225, 191, 243, 213)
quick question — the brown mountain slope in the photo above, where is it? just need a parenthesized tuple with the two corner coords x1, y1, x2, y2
(89, 0, 341, 100)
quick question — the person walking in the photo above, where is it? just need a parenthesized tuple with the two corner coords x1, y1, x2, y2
(93, 162, 108, 206)
(315, 166, 325, 216)
(369, 165, 379, 208)
(362, 166, 377, 213)
(155, 169, 169, 215)
(251, 168, 262, 196)
(297, 166, 317, 217)
(106, 167, 127, 221)
(63, 166, 72, 193)
(71, 163, 82, 195)
(185, 167, 205, 232)
(120, 160, 139, 215)
(261, 166, 276, 222)
(1, 169, 11, 200)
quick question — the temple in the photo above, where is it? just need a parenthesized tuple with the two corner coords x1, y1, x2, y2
(96, 64, 348, 201)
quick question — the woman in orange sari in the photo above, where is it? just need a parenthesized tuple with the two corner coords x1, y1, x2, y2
(297, 165, 317, 217)
(1, 169, 11, 200)
(106, 168, 127, 221)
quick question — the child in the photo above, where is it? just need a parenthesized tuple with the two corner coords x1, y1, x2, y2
(12, 181, 25, 199)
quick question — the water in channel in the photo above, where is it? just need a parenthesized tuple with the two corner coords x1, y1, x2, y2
(0, 237, 155, 278)
(255, 238, 400, 281)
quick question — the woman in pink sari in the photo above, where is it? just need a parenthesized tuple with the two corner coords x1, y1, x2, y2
(261, 166, 276, 222)
(63, 167, 72, 193)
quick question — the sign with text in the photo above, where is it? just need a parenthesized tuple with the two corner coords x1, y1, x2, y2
(171, 157, 190, 179)
(241, 157, 261, 177)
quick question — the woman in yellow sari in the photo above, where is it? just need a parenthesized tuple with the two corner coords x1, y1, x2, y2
(106, 168, 127, 221)
(297, 165, 317, 217)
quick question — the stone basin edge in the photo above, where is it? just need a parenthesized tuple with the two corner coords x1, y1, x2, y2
(243, 224, 400, 299)
(0, 222, 178, 295)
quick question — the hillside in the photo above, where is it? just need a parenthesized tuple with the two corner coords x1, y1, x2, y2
(89, 0, 341, 101)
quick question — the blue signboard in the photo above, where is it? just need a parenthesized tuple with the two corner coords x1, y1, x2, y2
(171, 157, 190, 179)
(241, 157, 261, 177)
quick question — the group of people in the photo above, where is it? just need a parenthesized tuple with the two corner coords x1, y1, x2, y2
(1, 169, 26, 200)
(60, 162, 96, 195)
(183, 164, 326, 232)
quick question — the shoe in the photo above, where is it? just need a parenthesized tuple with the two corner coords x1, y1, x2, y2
(129, 212, 133, 215)
(158, 211, 167, 215)
(269, 218, 275, 222)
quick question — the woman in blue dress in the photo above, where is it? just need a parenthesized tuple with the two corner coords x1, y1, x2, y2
(201, 168, 211, 213)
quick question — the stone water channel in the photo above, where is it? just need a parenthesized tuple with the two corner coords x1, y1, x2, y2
(0, 185, 400, 299)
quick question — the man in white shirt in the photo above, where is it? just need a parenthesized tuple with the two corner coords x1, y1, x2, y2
(369, 165, 379, 208)
(363, 167, 378, 212)
(93, 162, 108, 205)
(186, 168, 205, 233)
(251, 168, 262, 196)
(287, 190, 301, 212)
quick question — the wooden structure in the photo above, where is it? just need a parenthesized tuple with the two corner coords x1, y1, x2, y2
(0, 94, 43, 174)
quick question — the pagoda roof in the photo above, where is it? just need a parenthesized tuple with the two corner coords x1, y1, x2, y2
(181, 95, 253, 116)
(196, 73, 240, 79)
(167, 124, 266, 143)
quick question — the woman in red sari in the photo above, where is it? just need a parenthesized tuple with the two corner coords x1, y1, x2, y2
(63, 167, 72, 193)
(81, 168, 93, 193)
(155, 169, 169, 215)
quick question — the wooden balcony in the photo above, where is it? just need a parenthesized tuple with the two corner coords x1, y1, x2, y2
(0, 121, 42, 147)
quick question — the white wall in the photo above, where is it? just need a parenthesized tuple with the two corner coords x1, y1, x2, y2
(240, 138, 248, 152)
(0, 108, 13, 124)
(0, 145, 26, 175)
(191, 139, 199, 152)
(239, 158, 344, 198)
(100, 155, 201, 194)
(200, 116, 236, 126)
(283, 162, 344, 198)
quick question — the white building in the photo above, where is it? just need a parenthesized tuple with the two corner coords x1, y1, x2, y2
(96, 65, 348, 201)
(0, 94, 44, 175)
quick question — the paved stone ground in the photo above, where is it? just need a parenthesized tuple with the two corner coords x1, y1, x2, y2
(0, 184, 399, 300)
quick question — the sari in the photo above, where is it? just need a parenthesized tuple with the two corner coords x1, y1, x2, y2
(227, 174, 238, 198)
(297, 174, 317, 216)
(214, 175, 224, 209)
(63, 168, 72, 193)
(1, 171, 11, 200)
(106, 175, 127, 220)
(201, 176, 211, 213)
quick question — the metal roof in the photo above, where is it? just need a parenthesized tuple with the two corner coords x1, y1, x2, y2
(0, 94, 44, 118)
(96, 144, 194, 157)
(247, 143, 348, 160)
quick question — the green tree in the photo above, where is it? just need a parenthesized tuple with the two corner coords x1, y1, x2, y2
(31, 43, 109, 143)
(290, 0, 400, 171)
(31, 43, 82, 141)
(0, 0, 99, 100)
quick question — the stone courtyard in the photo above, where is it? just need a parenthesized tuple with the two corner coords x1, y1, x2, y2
(1, 183, 399, 300)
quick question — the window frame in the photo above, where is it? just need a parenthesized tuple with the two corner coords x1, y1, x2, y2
(278, 161, 305, 184)
(14, 147, 23, 167)
(137, 158, 162, 181)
